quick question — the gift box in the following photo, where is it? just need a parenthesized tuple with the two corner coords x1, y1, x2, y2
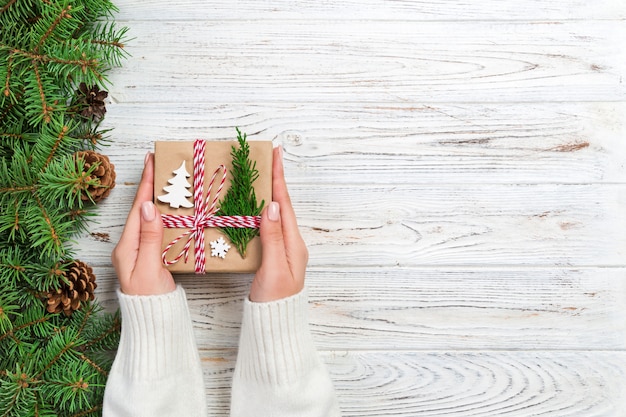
(154, 138, 273, 273)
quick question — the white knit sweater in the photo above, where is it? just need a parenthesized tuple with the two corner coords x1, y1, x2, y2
(102, 286, 340, 416)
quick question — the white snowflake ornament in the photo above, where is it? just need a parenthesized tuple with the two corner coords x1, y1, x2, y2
(210, 236, 231, 259)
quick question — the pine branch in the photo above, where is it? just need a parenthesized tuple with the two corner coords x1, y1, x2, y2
(217, 128, 265, 257)
(77, 354, 107, 377)
(68, 405, 101, 417)
(0, 293, 19, 334)
(3, 54, 12, 98)
(0, 87, 24, 126)
(0, 0, 18, 16)
(77, 314, 120, 353)
(0, 1, 127, 413)
(35, 341, 75, 380)
(31, 193, 63, 256)
(35, 5, 74, 52)
(88, 24, 129, 67)
(41, 125, 69, 170)
(0, 260, 26, 287)
(0, 185, 34, 193)
(0, 316, 49, 343)
(6, 47, 100, 75)
(0, 376, 22, 417)
(40, 359, 102, 413)
(75, 305, 93, 336)
(38, 154, 105, 209)
(30, 60, 52, 124)
(0, 133, 22, 139)
(91, 39, 123, 49)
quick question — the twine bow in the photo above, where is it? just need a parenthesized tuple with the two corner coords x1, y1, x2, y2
(160, 139, 261, 274)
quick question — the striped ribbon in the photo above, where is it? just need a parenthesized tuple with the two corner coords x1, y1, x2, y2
(161, 139, 261, 274)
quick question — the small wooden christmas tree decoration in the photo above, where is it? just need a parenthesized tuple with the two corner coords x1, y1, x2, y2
(158, 161, 194, 208)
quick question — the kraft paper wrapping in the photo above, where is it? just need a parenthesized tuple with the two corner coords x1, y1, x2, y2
(154, 140, 273, 273)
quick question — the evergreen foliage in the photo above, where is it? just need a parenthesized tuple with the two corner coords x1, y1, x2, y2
(0, 0, 127, 414)
(218, 128, 265, 257)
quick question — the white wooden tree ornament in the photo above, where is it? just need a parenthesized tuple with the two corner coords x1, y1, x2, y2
(157, 161, 194, 208)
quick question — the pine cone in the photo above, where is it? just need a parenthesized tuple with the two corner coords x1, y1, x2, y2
(75, 150, 116, 203)
(76, 82, 108, 120)
(46, 260, 97, 316)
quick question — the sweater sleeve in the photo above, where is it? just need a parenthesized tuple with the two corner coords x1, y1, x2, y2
(230, 289, 341, 417)
(103, 285, 207, 417)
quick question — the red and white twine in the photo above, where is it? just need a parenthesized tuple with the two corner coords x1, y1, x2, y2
(161, 139, 261, 274)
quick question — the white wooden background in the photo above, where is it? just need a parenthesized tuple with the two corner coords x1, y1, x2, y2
(77, 1, 626, 415)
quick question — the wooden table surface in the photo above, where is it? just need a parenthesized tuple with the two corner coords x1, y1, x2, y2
(82, 1, 626, 415)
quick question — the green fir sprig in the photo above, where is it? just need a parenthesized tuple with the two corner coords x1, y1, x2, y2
(0, 0, 127, 415)
(218, 128, 265, 258)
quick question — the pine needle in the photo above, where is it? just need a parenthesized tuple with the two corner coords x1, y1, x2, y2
(0, 1, 127, 414)
(217, 128, 265, 257)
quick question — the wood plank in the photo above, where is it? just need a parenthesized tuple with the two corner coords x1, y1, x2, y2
(76, 183, 626, 267)
(298, 184, 625, 268)
(101, 102, 626, 184)
(106, 21, 626, 104)
(92, 267, 626, 351)
(112, 0, 626, 21)
(61, 0, 626, 413)
(324, 351, 626, 416)
(195, 350, 626, 416)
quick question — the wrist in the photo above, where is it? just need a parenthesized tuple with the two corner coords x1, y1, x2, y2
(120, 269, 176, 296)
(249, 271, 304, 302)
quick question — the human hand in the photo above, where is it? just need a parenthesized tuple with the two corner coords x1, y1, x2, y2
(111, 152, 176, 296)
(249, 146, 308, 302)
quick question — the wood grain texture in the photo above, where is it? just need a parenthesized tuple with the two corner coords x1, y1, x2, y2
(324, 351, 626, 416)
(77, 183, 626, 267)
(114, 0, 626, 21)
(91, 267, 626, 351)
(90, 0, 626, 414)
(101, 102, 626, 184)
(195, 350, 626, 416)
(107, 20, 626, 104)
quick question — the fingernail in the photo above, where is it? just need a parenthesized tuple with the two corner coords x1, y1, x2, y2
(141, 201, 156, 221)
(268, 202, 280, 222)
(277, 146, 283, 163)
(144, 152, 151, 166)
